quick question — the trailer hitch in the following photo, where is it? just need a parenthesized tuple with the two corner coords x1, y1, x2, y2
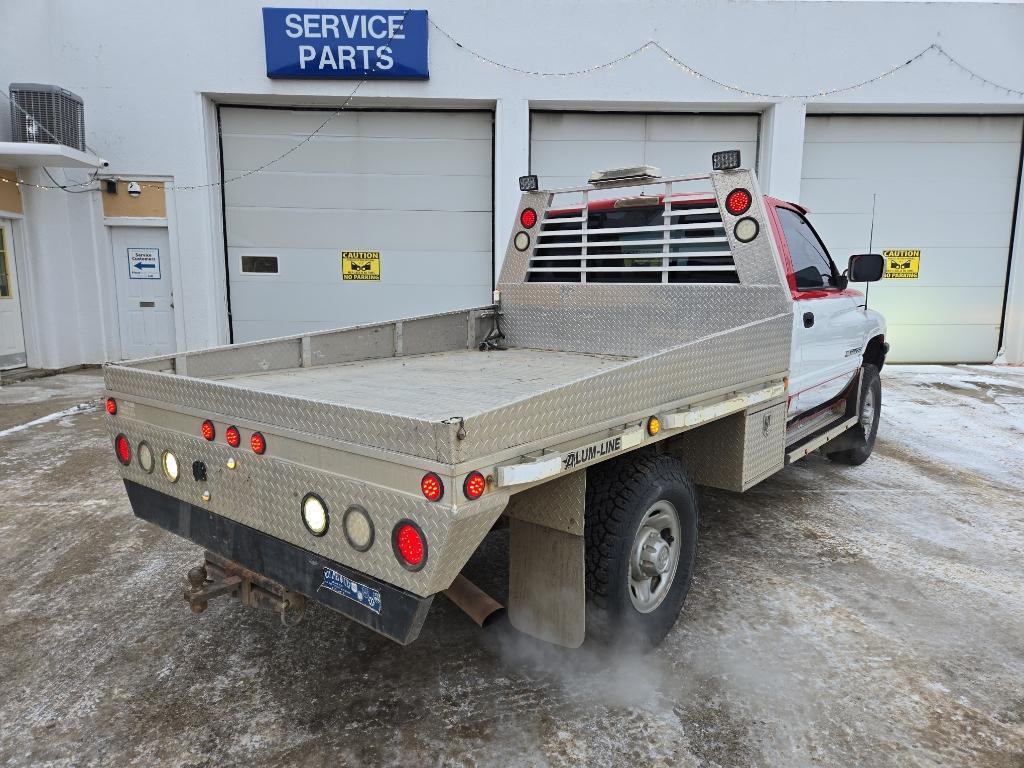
(183, 552, 307, 626)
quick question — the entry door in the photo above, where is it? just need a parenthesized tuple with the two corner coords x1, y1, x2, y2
(111, 226, 176, 360)
(0, 220, 27, 370)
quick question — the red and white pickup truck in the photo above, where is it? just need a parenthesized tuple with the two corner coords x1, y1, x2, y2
(104, 154, 887, 651)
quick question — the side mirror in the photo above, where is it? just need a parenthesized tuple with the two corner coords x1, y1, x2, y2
(848, 253, 884, 283)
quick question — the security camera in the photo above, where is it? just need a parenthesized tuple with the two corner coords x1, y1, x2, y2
(127, 181, 141, 198)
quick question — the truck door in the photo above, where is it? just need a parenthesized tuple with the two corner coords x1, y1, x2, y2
(771, 205, 863, 418)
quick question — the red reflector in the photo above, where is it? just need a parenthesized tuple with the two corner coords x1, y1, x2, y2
(114, 434, 131, 466)
(420, 472, 444, 502)
(225, 426, 240, 448)
(250, 432, 266, 455)
(520, 207, 538, 229)
(463, 471, 486, 500)
(725, 188, 752, 216)
(394, 522, 426, 568)
(105, 398, 117, 415)
(201, 419, 216, 441)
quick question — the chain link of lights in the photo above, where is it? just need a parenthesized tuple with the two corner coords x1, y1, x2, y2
(4, 20, 1022, 195)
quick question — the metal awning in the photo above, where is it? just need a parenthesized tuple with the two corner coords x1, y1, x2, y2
(0, 141, 106, 169)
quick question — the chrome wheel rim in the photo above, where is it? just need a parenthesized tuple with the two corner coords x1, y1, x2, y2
(860, 387, 877, 433)
(628, 500, 682, 614)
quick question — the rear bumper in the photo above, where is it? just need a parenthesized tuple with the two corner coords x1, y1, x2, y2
(125, 480, 434, 644)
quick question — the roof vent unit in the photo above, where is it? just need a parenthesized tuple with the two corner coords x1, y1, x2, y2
(8, 83, 86, 151)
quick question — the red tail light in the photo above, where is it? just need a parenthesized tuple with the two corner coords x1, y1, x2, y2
(201, 419, 216, 441)
(520, 207, 538, 229)
(393, 521, 427, 570)
(463, 471, 486, 500)
(250, 431, 266, 455)
(114, 434, 132, 466)
(420, 472, 444, 502)
(105, 398, 117, 415)
(725, 188, 752, 216)
(225, 426, 241, 448)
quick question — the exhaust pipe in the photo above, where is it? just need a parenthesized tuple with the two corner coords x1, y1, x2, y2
(443, 574, 504, 627)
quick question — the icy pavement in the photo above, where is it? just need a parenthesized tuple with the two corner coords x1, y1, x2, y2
(0, 366, 1021, 767)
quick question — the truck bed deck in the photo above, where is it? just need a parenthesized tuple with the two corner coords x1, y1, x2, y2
(211, 348, 632, 421)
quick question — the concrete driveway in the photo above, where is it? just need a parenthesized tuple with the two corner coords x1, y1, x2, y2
(1, 366, 1022, 767)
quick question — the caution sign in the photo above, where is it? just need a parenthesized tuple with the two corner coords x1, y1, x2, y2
(342, 251, 380, 281)
(883, 249, 920, 279)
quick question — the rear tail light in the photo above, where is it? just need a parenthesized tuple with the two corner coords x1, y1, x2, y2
(201, 419, 216, 441)
(250, 431, 266, 455)
(393, 521, 427, 570)
(114, 434, 131, 465)
(301, 493, 329, 536)
(105, 398, 117, 415)
(225, 426, 241, 448)
(420, 472, 444, 502)
(520, 207, 538, 228)
(725, 188, 752, 216)
(161, 450, 180, 482)
(137, 441, 155, 473)
(734, 217, 759, 243)
(463, 471, 486, 500)
(513, 232, 530, 251)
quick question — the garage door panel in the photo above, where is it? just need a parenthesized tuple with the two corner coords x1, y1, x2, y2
(227, 207, 490, 251)
(224, 135, 491, 176)
(644, 140, 759, 175)
(221, 108, 491, 140)
(224, 172, 491, 213)
(645, 114, 759, 142)
(800, 177, 1017, 216)
(531, 139, 646, 179)
(803, 141, 1019, 181)
(882, 324, 1000, 364)
(810, 211, 1015, 251)
(805, 115, 1022, 144)
(532, 113, 645, 141)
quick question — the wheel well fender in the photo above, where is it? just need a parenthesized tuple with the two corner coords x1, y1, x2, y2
(863, 334, 887, 371)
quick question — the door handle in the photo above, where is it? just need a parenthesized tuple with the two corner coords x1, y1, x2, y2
(803, 311, 814, 328)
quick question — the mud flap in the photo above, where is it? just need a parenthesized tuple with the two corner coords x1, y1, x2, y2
(506, 472, 586, 648)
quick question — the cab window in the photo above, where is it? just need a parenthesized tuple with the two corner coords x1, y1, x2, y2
(776, 207, 838, 290)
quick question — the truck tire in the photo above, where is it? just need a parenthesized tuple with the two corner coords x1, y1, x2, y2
(584, 453, 698, 651)
(827, 363, 881, 466)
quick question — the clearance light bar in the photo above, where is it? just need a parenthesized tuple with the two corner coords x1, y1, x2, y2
(588, 165, 662, 185)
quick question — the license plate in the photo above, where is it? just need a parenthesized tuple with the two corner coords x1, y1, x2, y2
(320, 567, 382, 614)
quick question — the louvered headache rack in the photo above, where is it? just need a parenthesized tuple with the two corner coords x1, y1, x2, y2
(526, 177, 738, 285)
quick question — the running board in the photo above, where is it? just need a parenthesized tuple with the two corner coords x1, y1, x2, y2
(785, 416, 859, 464)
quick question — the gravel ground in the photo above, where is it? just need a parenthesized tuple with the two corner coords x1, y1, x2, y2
(0, 366, 1022, 767)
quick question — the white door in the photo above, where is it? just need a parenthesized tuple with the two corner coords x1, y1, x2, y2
(801, 115, 1024, 363)
(530, 112, 760, 198)
(111, 226, 176, 360)
(220, 107, 493, 343)
(0, 220, 27, 370)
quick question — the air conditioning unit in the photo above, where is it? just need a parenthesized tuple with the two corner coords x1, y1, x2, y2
(9, 82, 86, 151)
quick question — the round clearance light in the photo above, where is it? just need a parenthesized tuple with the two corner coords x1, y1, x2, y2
(420, 472, 444, 502)
(105, 398, 118, 415)
(734, 216, 760, 243)
(137, 441, 155, 473)
(343, 505, 375, 551)
(725, 188, 752, 216)
(114, 434, 132, 466)
(514, 232, 530, 251)
(463, 471, 486, 500)
(647, 415, 661, 436)
(161, 450, 180, 483)
(520, 207, 538, 229)
(301, 493, 329, 537)
(393, 520, 427, 570)
(250, 432, 266, 455)
(201, 419, 216, 441)
(225, 425, 241, 448)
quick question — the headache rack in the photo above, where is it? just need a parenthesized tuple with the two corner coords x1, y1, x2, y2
(527, 176, 735, 284)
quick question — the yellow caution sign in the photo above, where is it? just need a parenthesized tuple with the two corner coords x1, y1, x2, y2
(342, 251, 380, 281)
(882, 249, 920, 279)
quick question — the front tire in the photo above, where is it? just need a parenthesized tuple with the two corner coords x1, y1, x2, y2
(827, 363, 881, 466)
(584, 453, 698, 651)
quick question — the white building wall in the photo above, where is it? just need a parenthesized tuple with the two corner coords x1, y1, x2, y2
(1, 0, 1022, 365)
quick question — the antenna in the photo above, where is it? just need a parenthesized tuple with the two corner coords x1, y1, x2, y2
(865, 193, 877, 308)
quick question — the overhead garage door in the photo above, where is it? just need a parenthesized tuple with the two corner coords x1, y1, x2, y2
(801, 115, 1023, 364)
(221, 107, 493, 343)
(530, 112, 759, 196)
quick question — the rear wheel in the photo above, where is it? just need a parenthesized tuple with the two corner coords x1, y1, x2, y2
(584, 453, 698, 651)
(827, 363, 881, 466)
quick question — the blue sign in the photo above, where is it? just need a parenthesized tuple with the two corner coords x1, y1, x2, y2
(262, 8, 428, 79)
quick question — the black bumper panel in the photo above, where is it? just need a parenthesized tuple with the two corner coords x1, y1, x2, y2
(125, 480, 433, 644)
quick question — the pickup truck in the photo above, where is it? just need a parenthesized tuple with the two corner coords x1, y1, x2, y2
(103, 154, 887, 651)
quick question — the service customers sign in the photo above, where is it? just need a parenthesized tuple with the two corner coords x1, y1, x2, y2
(262, 8, 428, 79)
